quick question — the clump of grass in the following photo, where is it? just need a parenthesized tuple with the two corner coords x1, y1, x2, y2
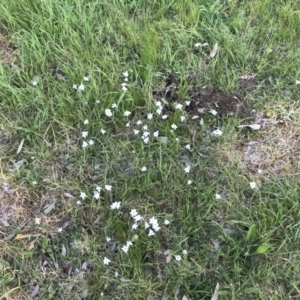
(1, 0, 300, 299)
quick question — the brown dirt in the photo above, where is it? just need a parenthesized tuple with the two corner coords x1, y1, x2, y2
(153, 72, 249, 117)
(0, 33, 19, 68)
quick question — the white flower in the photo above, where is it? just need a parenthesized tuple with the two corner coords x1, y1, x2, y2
(194, 43, 201, 49)
(133, 215, 142, 222)
(153, 225, 161, 232)
(122, 245, 129, 253)
(80, 192, 87, 200)
(111, 103, 117, 108)
(32, 180, 37, 185)
(143, 137, 149, 144)
(96, 186, 102, 192)
(143, 125, 148, 130)
(153, 131, 159, 138)
(122, 85, 128, 92)
(82, 131, 88, 138)
(180, 116, 186, 122)
(93, 192, 100, 200)
(148, 229, 155, 236)
(110, 202, 121, 210)
(57, 227, 63, 233)
(250, 182, 257, 189)
(182, 250, 187, 255)
(132, 223, 138, 230)
(209, 109, 218, 116)
(95, 100, 100, 104)
(100, 128, 106, 135)
(171, 124, 178, 130)
(141, 166, 147, 172)
(174, 255, 182, 261)
(124, 111, 131, 117)
(115, 271, 119, 278)
(215, 194, 222, 200)
(144, 222, 150, 229)
(76, 201, 82, 205)
(83, 75, 91, 81)
(78, 83, 85, 91)
(175, 138, 179, 141)
(211, 129, 223, 137)
(88, 140, 94, 146)
(136, 120, 142, 125)
(126, 241, 133, 247)
(147, 113, 153, 120)
(133, 129, 140, 135)
(185, 144, 191, 150)
(82, 141, 88, 148)
(105, 109, 113, 117)
(162, 115, 168, 120)
(164, 219, 170, 225)
(83, 119, 89, 125)
(35, 217, 41, 225)
(142, 131, 150, 138)
(155, 101, 162, 107)
(184, 166, 191, 173)
(124, 77, 128, 82)
(185, 101, 191, 106)
(106, 236, 111, 242)
(296, 80, 300, 85)
(156, 108, 162, 115)
(175, 103, 183, 110)
(105, 185, 112, 191)
(149, 217, 158, 226)
(216, 194, 222, 200)
(126, 122, 130, 127)
(187, 180, 192, 185)
(258, 169, 262, 174)
(103, 257, 111, 265)
(123, 71, 129, 78)
(73, 84, 78, 90)
(130, 209, 138, 217)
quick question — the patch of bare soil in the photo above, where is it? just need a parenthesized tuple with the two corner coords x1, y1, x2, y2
(0, 33, 19, 68)
(224, 103, 300, 177)
(153, 72, 249, 117)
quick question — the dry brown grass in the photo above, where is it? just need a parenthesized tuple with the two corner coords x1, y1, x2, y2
(0, 33, 18, 67)
(221, 102, 300, 177)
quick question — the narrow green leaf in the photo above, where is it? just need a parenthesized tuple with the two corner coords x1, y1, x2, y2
(255, 244, 272, 254)
(44, 202, 56, 214)
(245, 224, 256, 242)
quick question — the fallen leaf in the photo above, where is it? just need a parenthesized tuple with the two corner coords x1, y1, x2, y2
(16, 138, 25, 155)
(64, 192, 74, 198)
(209, 43, 218, 58)
(192, 115, 199, 119)
(15, 234, 34, 239)
(157, 136, 168, 144)
(31, 285, 39, 298)
(165, 250, 172, 263)
(56, 73, 66, 81)
(61, 244, 66, 256)
(237, 124, 261, 130)
(43, 201, 56, 214)
(211, 282, 219, 300)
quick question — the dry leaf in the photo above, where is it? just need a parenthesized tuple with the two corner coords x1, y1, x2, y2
(237, 124, 261, 130)
(16, 138, 24, 155)
(15, 234, 34, 239)
(165, 250, 172, 263)
(64, 192, 74, 198)
(211, 282, 219, 300)
(31, 285, 39, 298)
(157, 136, 168, 144)
(209, 43, 218, 58)
(192, 115, 200, 119)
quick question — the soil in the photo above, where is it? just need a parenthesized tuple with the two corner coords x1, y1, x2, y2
(153, 72, 250, 117)
(0, 33, 19, 68)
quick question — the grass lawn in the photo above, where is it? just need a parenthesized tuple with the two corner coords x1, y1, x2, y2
(1, 0, 300, 299)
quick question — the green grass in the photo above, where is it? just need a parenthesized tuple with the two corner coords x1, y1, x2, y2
(1, 0, 300, 299)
